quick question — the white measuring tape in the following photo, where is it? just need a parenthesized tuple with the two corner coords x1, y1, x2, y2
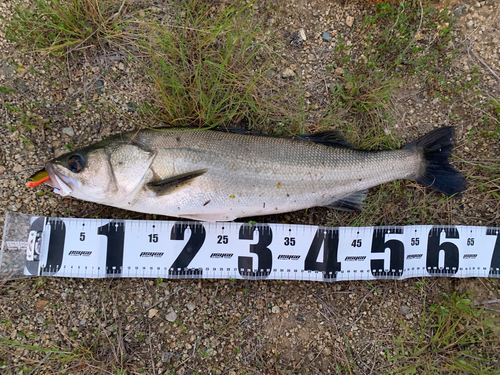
(1, 213, 499, 281)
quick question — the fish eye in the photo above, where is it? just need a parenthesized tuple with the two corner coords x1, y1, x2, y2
(67, 154, 85, 173)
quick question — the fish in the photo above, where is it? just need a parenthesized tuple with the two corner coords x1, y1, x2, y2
(31, 126, 465, 221)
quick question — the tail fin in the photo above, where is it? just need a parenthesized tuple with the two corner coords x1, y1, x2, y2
(403, 127, 465, 196)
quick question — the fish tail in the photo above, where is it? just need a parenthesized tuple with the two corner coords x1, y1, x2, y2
(403, 126, 465, 196)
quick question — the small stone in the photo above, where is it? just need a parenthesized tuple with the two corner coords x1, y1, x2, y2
(432, 97, 440, 105)
(322, 32, 331, 42)
(118, 62, 124, 70)
(139, 9, 145, 17)
(13, 165, 22, 173)
(187, 302, 196, 311)
(323, 347, 331, 356)
(127, 101, 138, 112)
(271, 305, 280, 314)
(298, 28, 306, 41)
(185, 343, 192, 350)
(35, 300, 48, 311)
(296, 315, 304, 322)
(346, 16, 354, 27)
(161, 352, 174, 363)
(166, 310, 177, 322)
(148, 308, 159, 319)
(97, 79, 104, 95)
(62, 127, 75, 137)
(400, 305, 410, 315)
(281, 68, 295, 78)
(467, 20, 474, 28)
(106, 324, 116, 332)
(304, 91, 311, 98)
(406, 313, 414, 319)
(335, 67, 344, 75)
(0, 166, 5, 174)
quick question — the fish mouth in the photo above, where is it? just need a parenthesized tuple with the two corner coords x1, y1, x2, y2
(45, 164, 80, 197)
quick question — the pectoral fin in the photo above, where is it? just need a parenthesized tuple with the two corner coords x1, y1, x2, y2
(147, 169, 208, 196)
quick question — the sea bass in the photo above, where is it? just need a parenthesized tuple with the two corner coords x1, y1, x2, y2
(33, 127, 465, 221)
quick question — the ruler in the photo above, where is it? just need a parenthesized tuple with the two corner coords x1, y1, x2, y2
(1, 213, 499, 281)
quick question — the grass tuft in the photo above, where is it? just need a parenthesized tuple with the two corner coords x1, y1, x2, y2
(2, 0, 134, 55)
(387, 290, 500, 374)
(139, 0, 298, 130)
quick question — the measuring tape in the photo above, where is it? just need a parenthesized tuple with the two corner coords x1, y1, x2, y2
(1, 213, 499, 281)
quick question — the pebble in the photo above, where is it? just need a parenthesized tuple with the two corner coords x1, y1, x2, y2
(298, 28, 306, 41)
(335, 67, 344, 75)
(467, 20, 474, 28)
(161, 352, 174, 363)
(0, 166, 5, 174)
(148, 308, 159, 319)
(400, 305, 410, 315)
(62, 127, 75, 137)
(187, 302, 196, 311)
(13, 165, 22, 173)
(166, 310, 178, 322)
(281, 68, 295, 78)
(322, 32, 331, 42)
(346, 16, 354, 27)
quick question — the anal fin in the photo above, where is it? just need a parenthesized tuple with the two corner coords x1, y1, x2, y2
(324, 190, 367, 212)
(178, 213, 237, 222)
(147, 169, 208, 196)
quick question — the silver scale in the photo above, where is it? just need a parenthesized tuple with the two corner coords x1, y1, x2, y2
(1, 212, 499, 281)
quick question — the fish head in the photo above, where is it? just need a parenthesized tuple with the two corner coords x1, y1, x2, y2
(45, 138, 155, 205)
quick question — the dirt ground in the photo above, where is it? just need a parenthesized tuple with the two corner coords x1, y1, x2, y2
(0, 0, 499, 374)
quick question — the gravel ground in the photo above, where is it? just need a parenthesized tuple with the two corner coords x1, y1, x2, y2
(1, 0, 499, 374)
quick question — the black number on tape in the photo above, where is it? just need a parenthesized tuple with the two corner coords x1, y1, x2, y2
(238, 225, 273, 278)
(284, 237, 295, 246)
(371, 228, 404, 277)
(217, 235, 228, 244)
(426, 227, 459, 274)
(42, 219, 66, 275)
(304, 228, 341, 279)
(486, 229, 500, 276)
(98, 221, 125, 276)
(169, 223, 206, 277)
(80, 232, 85, 241)
(351, 239, 362, 248)
(148, 233, 159, 243)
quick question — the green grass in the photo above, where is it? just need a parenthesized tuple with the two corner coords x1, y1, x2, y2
(138, 0, 299, 130)
(387, 290, 500, 374)
(318, 0, 456, 150)
(2, 0, 135, 55)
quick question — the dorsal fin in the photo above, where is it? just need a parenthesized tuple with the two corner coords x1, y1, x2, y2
(296, 130, 356, 149)
(214, 127, 356, 148)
